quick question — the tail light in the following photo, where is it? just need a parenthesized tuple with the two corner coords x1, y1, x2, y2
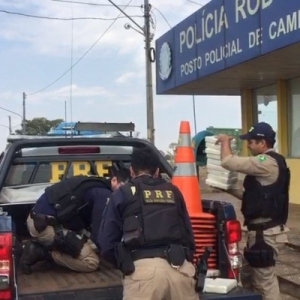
(225, 220, 243, 280)
(0, 232, 13, 299)
(58, 146, 100, 154)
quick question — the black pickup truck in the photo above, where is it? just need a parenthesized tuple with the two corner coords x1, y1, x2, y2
(0, 135, 262, 299)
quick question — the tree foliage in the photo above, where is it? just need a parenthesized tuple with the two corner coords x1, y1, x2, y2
(14, 118, 63, 135)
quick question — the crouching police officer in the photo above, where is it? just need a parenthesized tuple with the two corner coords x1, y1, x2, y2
(97, 147, 199, 300)
(20, 172, 129, 274)
(216, 122, 290, 300)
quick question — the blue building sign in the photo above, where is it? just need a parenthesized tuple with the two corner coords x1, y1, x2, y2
(156, 0, 300, 94)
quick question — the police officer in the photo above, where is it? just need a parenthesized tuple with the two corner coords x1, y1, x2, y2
(216, 122, 290, 300)
(20, 171, 130, 274)
(110, 167, 131, 191)
(97, 147, 198, 300)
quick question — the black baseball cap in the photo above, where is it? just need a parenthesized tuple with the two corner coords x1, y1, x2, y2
(239, 122, 276, 140)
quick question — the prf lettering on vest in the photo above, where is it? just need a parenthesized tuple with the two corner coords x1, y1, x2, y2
(50, 161, 113, 182)
(143, 190, 175, 204)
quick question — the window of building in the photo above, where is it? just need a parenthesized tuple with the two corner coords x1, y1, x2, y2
(254, 85, 278, 151)
(288, 78, 300, 157)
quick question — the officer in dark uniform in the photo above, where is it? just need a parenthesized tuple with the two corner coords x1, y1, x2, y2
(110, 167, 131, 191)
(216, 122, 290, 300)
(20, 172, 129, 274)
(97, 147, 198, 300)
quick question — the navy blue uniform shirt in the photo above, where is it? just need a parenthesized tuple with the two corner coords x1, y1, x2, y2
(97, 187, 125, 265)
(84, 187, 112, 245)
(33, 187, 112, 245)
(33, 193, 56, 216)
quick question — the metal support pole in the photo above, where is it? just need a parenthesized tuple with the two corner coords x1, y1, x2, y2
(22, 92, 26, 134)
(144, 0, 155, 144)
(64, 100, 67, 122)
(192, 95, 197, 134)
(65, 100, 67, 137)
(8, 116, 12, 134)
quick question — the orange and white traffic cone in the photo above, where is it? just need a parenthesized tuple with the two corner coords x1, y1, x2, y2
(172, 121, 217, 268)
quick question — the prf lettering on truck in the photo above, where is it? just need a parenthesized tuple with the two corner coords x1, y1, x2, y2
(50, 161, 113, 182)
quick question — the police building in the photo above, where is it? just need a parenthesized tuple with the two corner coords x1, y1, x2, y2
(155, 0, 300, 205)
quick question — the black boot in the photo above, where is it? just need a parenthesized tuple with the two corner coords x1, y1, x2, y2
(19, 240, 52, 275)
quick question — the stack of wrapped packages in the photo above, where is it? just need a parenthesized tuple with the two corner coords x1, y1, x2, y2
(205, 136, 238, 190)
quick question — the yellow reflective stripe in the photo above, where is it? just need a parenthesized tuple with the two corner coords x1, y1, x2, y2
(173, 163, 197, 176)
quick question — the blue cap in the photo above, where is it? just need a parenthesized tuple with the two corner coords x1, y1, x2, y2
(239, 122, 276, 140)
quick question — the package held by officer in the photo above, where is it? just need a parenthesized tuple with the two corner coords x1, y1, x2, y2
(205, 136, 238, 190)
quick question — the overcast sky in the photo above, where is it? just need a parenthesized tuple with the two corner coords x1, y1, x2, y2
(0, 0, 241, 152)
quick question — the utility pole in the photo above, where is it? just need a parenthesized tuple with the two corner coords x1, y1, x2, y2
(108, 0, 155, 144)
(144, 0, 155, 144)
(22, 92, 26, 135)
(8, 116, 12, 134)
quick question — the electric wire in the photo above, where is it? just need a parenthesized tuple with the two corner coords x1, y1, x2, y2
(152, 6, 171, 29)
(28, 0, 133, 96)
(187, 0, 203, 6)
(51, 0, 141, 8)
(0, 9, 142, 21)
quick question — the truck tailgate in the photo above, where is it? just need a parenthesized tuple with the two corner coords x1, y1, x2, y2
(19, 286, 262, 300)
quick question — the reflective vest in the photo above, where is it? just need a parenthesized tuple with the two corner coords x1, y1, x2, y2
(242, 151, 290, 225)
(45, 175, 111, 224)
(120, 176, 194, 250)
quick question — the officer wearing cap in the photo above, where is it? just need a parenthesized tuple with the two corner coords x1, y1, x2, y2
(97, 147, 198, 300)
(216, 122, 290, 300)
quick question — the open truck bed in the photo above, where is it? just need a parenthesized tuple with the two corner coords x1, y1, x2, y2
(0, 135, 262, 299)
(17, 260, 121, 296)
(16, 243, 262, 300)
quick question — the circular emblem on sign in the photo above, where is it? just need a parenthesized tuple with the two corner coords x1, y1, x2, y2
(159, 42, 172, 81)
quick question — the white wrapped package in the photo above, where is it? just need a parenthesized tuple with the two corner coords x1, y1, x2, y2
(205, 135, 237, 144)
(0, 183, 52, 204)
(206, 164, 237, 176)
(205, 148, 221, 155)
(205, 136, 237, 151)
(203, 278, 237, 294)
(206, 153, 220, 160)
(205, 135, 238, 190)
(205, 178, 236, 190)
(207, 174, 237, 185)
(207, 158, 222, 166)
(205, 142, 237, 151)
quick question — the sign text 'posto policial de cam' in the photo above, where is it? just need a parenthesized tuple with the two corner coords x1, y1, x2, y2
(156, 0, 300, 94)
